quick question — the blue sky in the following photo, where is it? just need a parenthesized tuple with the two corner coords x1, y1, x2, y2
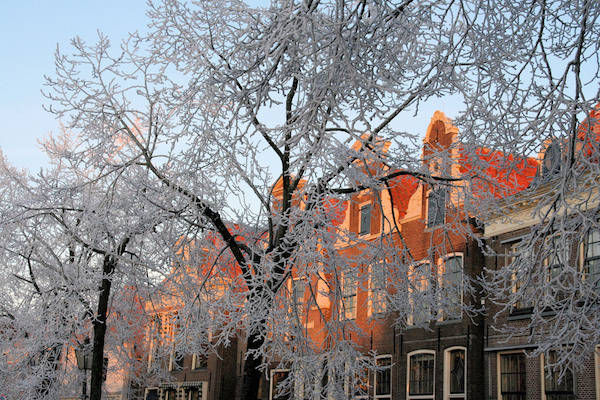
(0, 1, 460, 172)
(0, 1, 149, 171)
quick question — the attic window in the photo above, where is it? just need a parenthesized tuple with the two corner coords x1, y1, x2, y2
(427, 188, 446, 227)
(542, 141, 562, 176)
(359, 204, 372, 235)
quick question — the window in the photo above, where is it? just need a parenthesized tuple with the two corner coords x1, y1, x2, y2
(291, 278, 306, 316)
(506, 241, 534, 311)
(427, 188, 446, 227)
(342, 269, 358, 320)
(408, 262, 431, 326)
(369, 265, 387, 317)
(498, 353, 526, 400)
(360, 204, 372, 235)
(375, 355, 392, 400)
(544, 235, 570, 299)
(444, 347, 466, 399)
(440, 255, 463, 320)
(144, 388, 159, 400)
(270, 369, 291, 400)
(542, 352, 575, 400)
(169, 351, 183, 371)
(164, 388, 177, 400)
(188, 387, 200, 400)
(353, 362, 370, 400)
(407, 351, 435, 400)
(192, 353, 207, 370)
(582, 230, 600, 293)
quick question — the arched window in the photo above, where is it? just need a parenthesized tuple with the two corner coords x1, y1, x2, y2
(407, 350, 435, 400)
(444, 347, 466, 400)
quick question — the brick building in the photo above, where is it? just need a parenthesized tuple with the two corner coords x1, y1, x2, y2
(139, 109, 600, 400)
(482, 124, 600, 400)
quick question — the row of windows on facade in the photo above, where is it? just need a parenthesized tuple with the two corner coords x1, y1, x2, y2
(357, 188, 447, 236)
(267, 349, 578, 400)
(267, 348, 466, 400)
(507, 229, 600, 311)
(288, 255, 465, 324)
(269, 355, 392, 400)
(145, 383, 206, 400)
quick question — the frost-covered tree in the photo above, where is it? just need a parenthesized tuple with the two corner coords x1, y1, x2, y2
(0, 134, 181, 400)
(29, 0, 600, 399)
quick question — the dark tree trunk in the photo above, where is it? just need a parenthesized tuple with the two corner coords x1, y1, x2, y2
(89, 256, 114, 400)
(89, 238, 129, 400)
(240, 331, 265, 400)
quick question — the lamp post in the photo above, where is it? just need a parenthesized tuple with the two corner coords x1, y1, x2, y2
(75, 338, 92, 400)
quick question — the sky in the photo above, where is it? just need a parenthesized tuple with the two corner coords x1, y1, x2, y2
(0, 1, 149, 171)
(0, 1, 462, 172)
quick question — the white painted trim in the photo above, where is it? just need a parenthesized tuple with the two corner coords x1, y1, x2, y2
(407, 350, 436, 400)
(144, 387, 159, 400)
(438, 253, 464, 321)
(270, 368, 291, 400)
(374, 354, 392, 400)
(407, 261, 432, 326)
(496, 350, 527, 400)
(443, 346, 466, 400)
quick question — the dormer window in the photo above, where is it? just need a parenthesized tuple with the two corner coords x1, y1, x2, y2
(542, 140, 562, 177)
(359, 204, 372, 235)
(427, 188, 446, 227)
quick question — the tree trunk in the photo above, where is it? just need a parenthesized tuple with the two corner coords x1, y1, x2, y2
(240, 331, 265, 400)
(89, 255, 115, 400)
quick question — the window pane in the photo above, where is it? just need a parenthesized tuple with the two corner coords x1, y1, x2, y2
(427, 189, 446, 227)
(409, 262, 431, 325)
(449, 350, 465, 394)
(292, 280, 306, 315)
(343, 270, 358, 319)
(441, 256, 463, 320)
(409, 353, 434, 395)
(271, 370, 291, 400)
(585, 230, 600, 292)
(371, 266, 387, 315)
(376, 356, 392, 396)
(360, 204, 371, 235)
(544, 352, 575, 400)
(500, 353, 526, 400)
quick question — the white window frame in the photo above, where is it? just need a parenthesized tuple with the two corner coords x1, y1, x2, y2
(169, 350, 183, 372)
(351, 357, 370, 400)
(407, 349, 436, 400)
(374, 354, 392, 400)
(580, 229, 600, 293)
(368, 264, 388, 318)
(186, 382, 208, 400)
(191, 353, 208, 370)
(438, 253, 463, 321)
(540, 352, 576, 400)
(426, 187, 447, 228)
(289, 277, 307, 318)
(506, 241, 535, 311)
(144, 387, 159, 400)
(341, 268, 358, 320)
(408, 261, 432, 326)
(543, 234, 571, 300)
(270, 368, 291, 400)
(496, 350, 527, 400)
(443, 346, 466, 400)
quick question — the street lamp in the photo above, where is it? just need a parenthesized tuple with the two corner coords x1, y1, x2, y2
(75, 338, 92, 400)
